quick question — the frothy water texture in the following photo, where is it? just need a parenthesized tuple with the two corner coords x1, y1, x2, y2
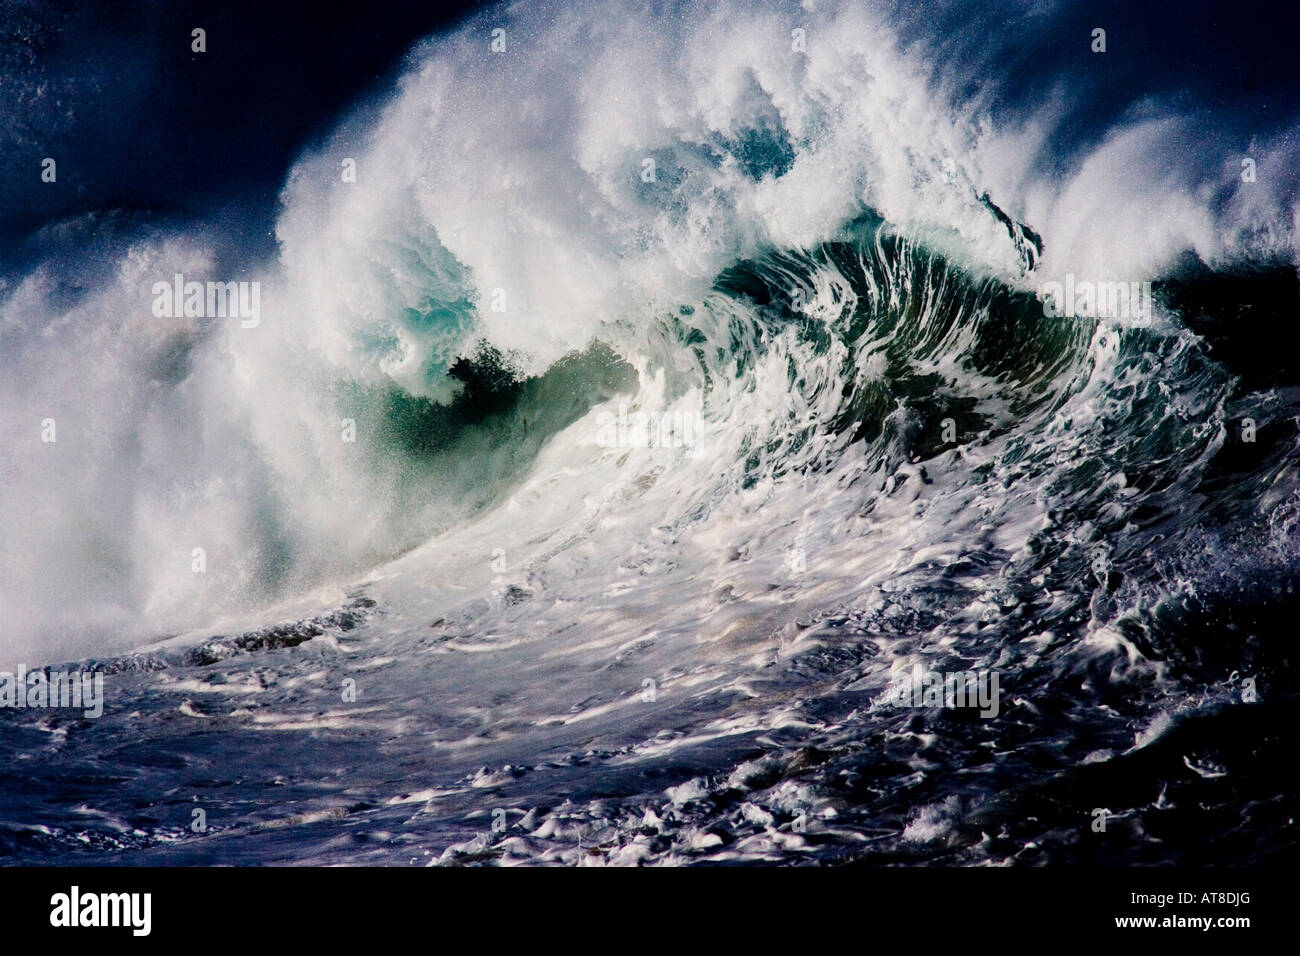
(1, 0, 1298, 865)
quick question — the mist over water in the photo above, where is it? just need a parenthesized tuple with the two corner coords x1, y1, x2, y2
(1, 0, 1297, 865)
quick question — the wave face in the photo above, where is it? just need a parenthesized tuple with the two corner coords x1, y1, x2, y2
(1, 0, 1298, 864)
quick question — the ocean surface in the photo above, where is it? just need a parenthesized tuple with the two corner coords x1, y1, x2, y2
(1, 0, 1298, 865)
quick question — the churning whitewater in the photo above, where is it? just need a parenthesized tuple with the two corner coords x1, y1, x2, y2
(1, 0, 1297, 865)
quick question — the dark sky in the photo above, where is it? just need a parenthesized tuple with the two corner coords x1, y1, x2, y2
(0, 0, 491, 272)
(883, 0, 1300, 178)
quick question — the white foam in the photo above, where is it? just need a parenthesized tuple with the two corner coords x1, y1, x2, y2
(1, 0, 1294, 665)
